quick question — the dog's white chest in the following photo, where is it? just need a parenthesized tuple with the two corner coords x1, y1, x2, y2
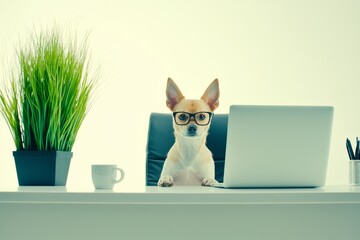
(173, 168, 202, 186)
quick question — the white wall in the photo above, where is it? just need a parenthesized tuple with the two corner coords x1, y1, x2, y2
(0, 0, 359, 188)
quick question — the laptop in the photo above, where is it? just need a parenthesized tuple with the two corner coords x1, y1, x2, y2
(214, 105, 334, 188)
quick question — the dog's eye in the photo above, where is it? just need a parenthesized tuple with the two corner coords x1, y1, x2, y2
(198, 114, 206, 120)
(178, 114, 189, 121)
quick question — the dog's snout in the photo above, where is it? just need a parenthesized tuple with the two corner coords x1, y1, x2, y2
(188, 125, 197, 132)
(187, 125, 197, 135)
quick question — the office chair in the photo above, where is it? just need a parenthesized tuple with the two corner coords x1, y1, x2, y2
(145, 112, 228, 186)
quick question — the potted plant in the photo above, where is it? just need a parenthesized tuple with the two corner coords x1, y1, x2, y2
(0, 27, 99, 186)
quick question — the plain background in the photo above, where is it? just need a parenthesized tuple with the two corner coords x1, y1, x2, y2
(0, 0, 359, 189)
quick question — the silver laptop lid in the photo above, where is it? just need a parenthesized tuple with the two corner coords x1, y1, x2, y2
(224, 105, 334, 188)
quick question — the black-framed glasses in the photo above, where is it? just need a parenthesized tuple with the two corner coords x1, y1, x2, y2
(173, 111, 213, 126)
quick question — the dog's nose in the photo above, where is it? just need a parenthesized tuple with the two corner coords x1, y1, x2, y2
(187, 124, 197, 135)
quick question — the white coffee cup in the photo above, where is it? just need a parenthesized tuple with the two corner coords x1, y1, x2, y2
(92, 164, 125, 189)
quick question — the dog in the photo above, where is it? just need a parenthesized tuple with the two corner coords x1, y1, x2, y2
(158, 78, 220, 187)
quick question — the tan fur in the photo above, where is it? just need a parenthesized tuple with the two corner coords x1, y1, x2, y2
(158, 78, 220, 187)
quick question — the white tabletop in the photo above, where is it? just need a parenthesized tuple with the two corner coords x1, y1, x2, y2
(1, 185, 360, 204)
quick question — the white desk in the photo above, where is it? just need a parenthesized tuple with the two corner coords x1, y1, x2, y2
(1, 186, 359, 240)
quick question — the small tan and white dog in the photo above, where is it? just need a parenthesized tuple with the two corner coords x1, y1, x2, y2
(158, 78, 220, 187)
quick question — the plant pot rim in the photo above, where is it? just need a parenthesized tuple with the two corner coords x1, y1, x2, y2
(13, 150, 73, 158)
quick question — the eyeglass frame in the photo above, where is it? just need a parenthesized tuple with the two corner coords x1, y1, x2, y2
(172, 111, 213, 126)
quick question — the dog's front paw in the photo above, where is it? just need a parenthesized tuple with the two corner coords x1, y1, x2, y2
(158, 176, 174, 187)
(201, 178, 218, 187)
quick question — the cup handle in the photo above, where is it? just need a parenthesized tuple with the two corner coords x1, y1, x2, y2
(113, 168, 125, 183)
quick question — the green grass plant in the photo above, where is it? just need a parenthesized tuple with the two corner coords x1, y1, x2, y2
(0, 27, 98, 151)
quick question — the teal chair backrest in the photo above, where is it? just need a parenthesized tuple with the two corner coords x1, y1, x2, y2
(146, 113, 228, 186)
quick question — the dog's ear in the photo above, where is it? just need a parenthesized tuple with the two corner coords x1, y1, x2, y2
(166, 78, 185, 111)
(201, 79, 220, 111)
